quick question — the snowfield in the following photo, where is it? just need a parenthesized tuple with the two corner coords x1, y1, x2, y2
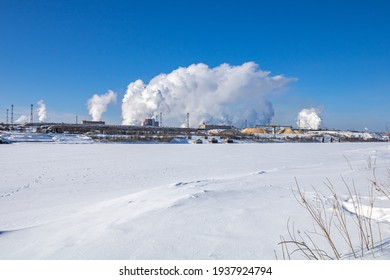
(1, 142, 390, 259)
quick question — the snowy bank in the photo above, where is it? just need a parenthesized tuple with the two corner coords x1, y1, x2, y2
(1, 143, 390, 259)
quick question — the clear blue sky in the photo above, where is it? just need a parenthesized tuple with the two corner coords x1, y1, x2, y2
(1, 0, 389, 131)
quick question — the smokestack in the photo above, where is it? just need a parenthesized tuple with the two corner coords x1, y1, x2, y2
(160, 112, 163, 127)
(10, 105, 13, 123)
(30, 104, 33, 124)
(6, 109, 9, 124)
(186, 112, 190, 128)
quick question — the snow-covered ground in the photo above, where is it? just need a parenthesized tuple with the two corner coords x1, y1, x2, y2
(1, 142, 390, 259)
(0, 132, 93, 144)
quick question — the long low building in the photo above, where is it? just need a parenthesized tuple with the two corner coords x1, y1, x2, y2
(33, 123, 197, 136)
(198, 123, 235, 130)
(82, 120, 105, 125)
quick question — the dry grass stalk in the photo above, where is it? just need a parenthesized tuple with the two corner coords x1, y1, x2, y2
(278, 176, 384, 259)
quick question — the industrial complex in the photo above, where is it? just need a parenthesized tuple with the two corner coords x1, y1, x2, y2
(1, 104, 388, 144)
(1, 117, 388, 144)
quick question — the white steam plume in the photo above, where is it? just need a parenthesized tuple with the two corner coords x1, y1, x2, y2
(16, 115, 29, 123)
(297, 108, 322, 130)
(37, 100, 47, 122)
(87, 90, 117, 121)
(122, 62, 296, 127)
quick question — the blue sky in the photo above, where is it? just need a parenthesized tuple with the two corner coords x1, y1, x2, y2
(1, 0, 389, 131)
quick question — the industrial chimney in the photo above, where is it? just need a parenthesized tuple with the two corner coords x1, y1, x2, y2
(30, 104, 33, 124)
(11, 105, 14, 124)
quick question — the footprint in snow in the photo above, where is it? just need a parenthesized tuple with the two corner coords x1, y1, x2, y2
(252, 171, 266, 175)
(174, 180, 203, 187)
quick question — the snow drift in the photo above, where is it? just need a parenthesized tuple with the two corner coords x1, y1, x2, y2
(1, 143, 390, 259)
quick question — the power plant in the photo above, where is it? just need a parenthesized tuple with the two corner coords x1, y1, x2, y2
(2, 63, 388, 144)
(0, 102, 388, 144)
(0, 116, 388, 144)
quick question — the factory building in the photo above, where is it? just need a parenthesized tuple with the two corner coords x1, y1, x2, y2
(82, 120, 105, 125)
(198, 123, 234, 131)
(142, 118, 159, 127)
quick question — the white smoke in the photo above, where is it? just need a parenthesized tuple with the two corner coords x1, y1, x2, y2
(37, 100, 47, 122)
(297, 108, 322, 130)
(87, 90, 117, 121)
(121, 62, 296, 127)
(16, 115, 29, 123)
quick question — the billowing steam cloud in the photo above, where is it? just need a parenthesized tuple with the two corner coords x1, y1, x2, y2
(37, 100, 47, 122)
(297, 108, 322, 130)
(16, 115, 29, 123)
(122, 62, 296, 127)
(87, 90, 117, 121)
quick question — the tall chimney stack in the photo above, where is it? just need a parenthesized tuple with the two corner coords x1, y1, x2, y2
(11, 105, 14, 124)
(30, 104, 33, 124)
